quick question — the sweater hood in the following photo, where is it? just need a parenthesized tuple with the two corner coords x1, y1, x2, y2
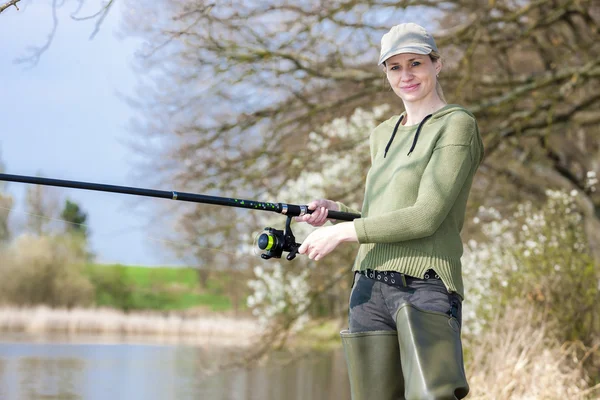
(383, 104, 475, 158)
(430, 104, 474, 120)
(386, 104, 474, 127)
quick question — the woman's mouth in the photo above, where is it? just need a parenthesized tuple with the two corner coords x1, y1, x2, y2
(401, 84, 420, 92)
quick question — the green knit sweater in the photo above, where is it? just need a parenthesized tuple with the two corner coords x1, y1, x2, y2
(337, 104, 484, 299)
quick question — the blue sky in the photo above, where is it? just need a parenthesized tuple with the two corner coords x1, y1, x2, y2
(0, 2, 178, 265)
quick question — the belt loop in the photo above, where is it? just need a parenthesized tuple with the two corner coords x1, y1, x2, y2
(351, 271, 358, 289)
(448, 294, 459, 319)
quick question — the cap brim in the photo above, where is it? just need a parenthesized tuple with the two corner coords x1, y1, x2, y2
(378, 46, 432, 65)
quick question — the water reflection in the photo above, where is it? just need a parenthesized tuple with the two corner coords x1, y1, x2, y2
(19, 357, 84, 399)
(0, 337, 350, 400)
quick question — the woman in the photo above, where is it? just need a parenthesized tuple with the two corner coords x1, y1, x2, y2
(296, 23, 484, 400)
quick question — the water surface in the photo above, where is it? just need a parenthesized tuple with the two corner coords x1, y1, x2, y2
(0, 335, 350, 400)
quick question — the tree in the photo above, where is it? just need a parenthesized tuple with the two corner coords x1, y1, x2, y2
(121, 0, 600, 270)
(60, 199, 89, 237)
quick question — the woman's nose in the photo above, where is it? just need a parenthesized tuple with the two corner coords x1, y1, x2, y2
(400, 69, 413, 81)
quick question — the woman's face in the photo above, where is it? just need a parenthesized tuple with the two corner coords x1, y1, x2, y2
(384, 53, 442, 105)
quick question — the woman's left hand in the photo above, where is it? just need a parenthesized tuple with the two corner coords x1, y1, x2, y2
(298, 222, 358, 261)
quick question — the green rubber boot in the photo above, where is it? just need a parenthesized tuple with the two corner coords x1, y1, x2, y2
(340, 329, 405, 400)
(395, 304, 469, 400)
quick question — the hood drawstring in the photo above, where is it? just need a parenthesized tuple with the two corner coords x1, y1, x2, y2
(384, 115, 404, 158)
(407, 114, 433, 156)
(383, 114, 433, 158)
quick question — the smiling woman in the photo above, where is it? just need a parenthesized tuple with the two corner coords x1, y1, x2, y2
(384, 51, 446, 112)
(296, 22, 484, 400)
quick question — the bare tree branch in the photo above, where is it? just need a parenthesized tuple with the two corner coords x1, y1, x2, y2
(14, 0, 59, 67)
(14, 0, 119, 65)
(70, 0, 115, 39)
(0, 0, 21, 15)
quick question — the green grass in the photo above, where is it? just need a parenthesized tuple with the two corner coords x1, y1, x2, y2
(84, 264, 245, 312)
(117, 265, 199, 288)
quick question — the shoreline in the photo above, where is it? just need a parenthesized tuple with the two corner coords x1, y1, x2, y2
(0, 305, 264, 347)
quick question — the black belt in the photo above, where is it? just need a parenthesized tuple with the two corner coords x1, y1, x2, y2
(358, 268, 440, 288)
(357, 268, 459, 319)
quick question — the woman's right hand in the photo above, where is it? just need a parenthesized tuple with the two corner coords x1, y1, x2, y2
(295, 199, 339, 227)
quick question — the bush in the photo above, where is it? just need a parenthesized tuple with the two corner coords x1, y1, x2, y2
(464, 190, 599, 342)
(462, 189, 600, 379)
(465, 301, 598, 400)
(0, 234, 94, 307)
(86, 264, 136, 311)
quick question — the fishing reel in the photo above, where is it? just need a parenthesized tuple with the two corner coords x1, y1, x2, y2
(257, 216, 301, 261)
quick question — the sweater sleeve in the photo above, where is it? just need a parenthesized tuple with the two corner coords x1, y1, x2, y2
(335, 201, 361, 216)
(354, 116, 479, 243)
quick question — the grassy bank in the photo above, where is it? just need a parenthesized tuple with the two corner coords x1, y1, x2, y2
(84, 264, 253, 313)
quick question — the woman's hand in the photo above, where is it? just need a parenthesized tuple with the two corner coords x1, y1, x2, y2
(298, 222, 358, 261)
(295, 199, 339, 227)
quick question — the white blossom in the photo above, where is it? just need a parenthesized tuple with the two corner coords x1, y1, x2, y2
(246, 263, 311, 330)
(462, 188, 588, 335)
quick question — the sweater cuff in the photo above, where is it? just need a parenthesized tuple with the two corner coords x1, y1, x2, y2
(354, 218, 369, 243)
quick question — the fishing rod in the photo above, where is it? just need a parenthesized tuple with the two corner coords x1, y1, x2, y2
(0, 173, 361, 261)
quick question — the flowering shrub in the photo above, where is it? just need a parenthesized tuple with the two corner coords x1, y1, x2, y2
(246, 263, 311, 330)
(247, 106, 389, 326)
(275, 105, 389, 239)
(462, 188, 599, 344)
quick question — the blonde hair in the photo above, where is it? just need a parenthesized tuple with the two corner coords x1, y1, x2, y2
(429, 50, 446, 103)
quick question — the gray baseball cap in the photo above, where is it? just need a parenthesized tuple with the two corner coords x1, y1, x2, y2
(378, 23, 438, 66)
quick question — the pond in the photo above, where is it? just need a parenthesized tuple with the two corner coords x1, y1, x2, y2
(0, 335, 351, 400)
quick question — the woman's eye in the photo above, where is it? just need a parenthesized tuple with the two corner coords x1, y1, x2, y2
(412, 62, 421, 67)
(391, 65, 399, 71)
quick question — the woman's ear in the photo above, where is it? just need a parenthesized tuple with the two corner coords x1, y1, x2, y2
(435, 60, 443, 76)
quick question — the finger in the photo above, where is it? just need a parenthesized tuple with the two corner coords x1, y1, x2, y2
(298, 242, 307, 254)
(306, 209, 321, 224)
(308, 249, 319, 260)
(310, 207, 326, 225)
(295, 215, 309, 223)
(309, 207, 322, 221)
(317, 207, 328, 222)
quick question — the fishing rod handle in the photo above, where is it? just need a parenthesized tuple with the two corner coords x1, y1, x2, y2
(318, 209, 360, 221)
(282, 203, 360, 221)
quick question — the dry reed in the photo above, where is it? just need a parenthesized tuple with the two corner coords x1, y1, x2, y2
(0, 306, 264, 347)
(465, 303, 600, 400)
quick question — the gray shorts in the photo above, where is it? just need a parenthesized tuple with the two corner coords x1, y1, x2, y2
(348, 271, 462, 333)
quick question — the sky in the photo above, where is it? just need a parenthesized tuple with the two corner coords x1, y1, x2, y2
(0, 1, 179, 266)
